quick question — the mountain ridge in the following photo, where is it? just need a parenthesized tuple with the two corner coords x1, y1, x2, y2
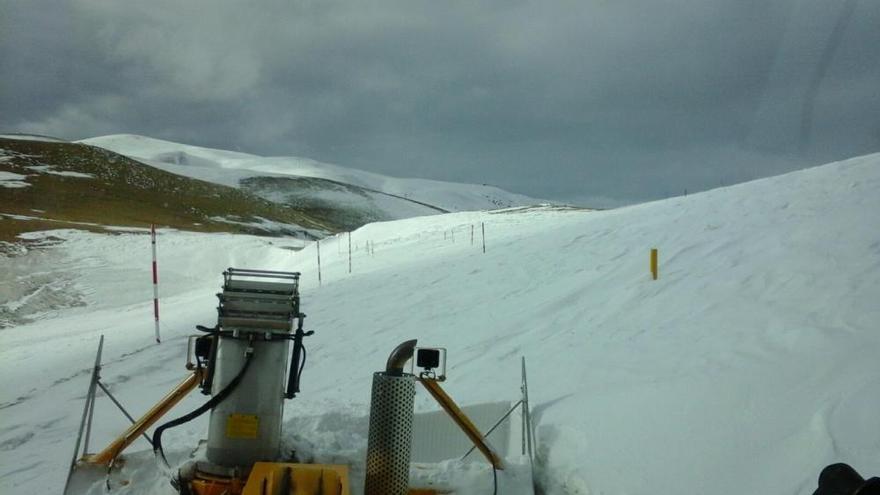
(79, 134, 542, 217)
(0, 137, 336, 243)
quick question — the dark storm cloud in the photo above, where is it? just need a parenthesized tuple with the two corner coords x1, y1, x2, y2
(2, 0, 878, 205)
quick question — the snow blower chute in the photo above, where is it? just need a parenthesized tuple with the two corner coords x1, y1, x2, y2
(161, 268, 334, 494)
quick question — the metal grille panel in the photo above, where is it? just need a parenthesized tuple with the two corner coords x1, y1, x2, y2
(364, 372, 415, 495)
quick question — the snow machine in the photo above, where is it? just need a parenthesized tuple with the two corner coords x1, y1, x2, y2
(63, 268, 536, 495)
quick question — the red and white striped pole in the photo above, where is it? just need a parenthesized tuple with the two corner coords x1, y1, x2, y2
(151, 224, 161, 343)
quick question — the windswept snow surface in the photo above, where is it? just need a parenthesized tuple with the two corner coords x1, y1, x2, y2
(79, 134, 539, 215)
(2, 154, 879, 494)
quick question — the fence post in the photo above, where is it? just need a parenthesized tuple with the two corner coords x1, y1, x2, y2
(481, 222, 486, 254)
(316, 240, 322, 286)
(150, 224, 161, 343)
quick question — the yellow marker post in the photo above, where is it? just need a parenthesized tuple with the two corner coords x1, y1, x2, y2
(650, 248, 659, 280)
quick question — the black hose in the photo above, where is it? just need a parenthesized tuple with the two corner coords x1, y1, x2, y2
(152, 346, 254, 467)
(295, 346, 307, 392)
(200, 331, 220, 395)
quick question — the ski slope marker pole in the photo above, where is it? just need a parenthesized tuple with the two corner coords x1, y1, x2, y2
(316, 240, 322, 286)
(471, 224, 474, 245)
(650, 248, 659, 280)
(481, 222, 486, 253)
(151, 224, 161, 343)
(348, 232, 352, 274)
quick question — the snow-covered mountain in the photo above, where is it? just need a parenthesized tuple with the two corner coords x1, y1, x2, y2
(0, 136, 332, 241)
(1, 153, 878, 494)
(79, 135, 541, 227)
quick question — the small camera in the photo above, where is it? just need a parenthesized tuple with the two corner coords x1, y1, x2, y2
(417, 348, 440, 369)
(412, 347, 447, 380)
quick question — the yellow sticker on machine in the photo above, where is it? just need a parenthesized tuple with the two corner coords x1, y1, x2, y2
(226, 413, 259, 439)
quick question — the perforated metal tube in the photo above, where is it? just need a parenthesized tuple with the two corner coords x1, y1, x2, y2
(364, 372, 415, 495)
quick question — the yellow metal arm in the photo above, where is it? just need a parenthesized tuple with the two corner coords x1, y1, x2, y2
(417, 377, 504, 470)
(84, 369, 203, 465)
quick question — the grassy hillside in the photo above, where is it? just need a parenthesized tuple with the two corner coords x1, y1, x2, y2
(0, 138, 345, 243)
(241, 176, 386, 230)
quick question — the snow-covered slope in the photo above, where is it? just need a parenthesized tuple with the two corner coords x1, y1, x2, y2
(0, 133, 68, 142)
(79, 134, 540, 221)
(1, 153, 879, 494)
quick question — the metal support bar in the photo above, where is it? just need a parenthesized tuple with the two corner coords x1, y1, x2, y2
(521, 357, 534, 462)
(96, 381, 153, 447)
(64, 335, 104, 491)
(461, 400, 523, 460)
(521, 383, 526, 457)
(83, 339, 107, 455)
(83, 380, 97, 456)
(418, 377, 504, 470)
(84, 369, 202, 465)
(226, 268, 301, 279)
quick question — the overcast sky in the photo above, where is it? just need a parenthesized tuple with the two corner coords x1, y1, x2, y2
(1, 0, 878, 206)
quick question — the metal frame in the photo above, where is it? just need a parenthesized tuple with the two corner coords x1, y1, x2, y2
(459, 356, 536, 464)
(521, 356, 535, 462)
(418, 377, 505, 470)
(64, 335, 104, 491)
(223, 268, 301, 290)
(84, 371, 202, 465)
(63, 335, 204, 488)
(461, 399, 523, 461)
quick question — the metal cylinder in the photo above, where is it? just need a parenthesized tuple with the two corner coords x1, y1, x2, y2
(206, 336, 289, 467)
(364, 372, 416, 495)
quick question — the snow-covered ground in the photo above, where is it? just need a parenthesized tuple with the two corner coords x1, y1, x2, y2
(79, 134, 540, 216)
(0, 171, 30, 188)
(1, 153, 879, 494)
